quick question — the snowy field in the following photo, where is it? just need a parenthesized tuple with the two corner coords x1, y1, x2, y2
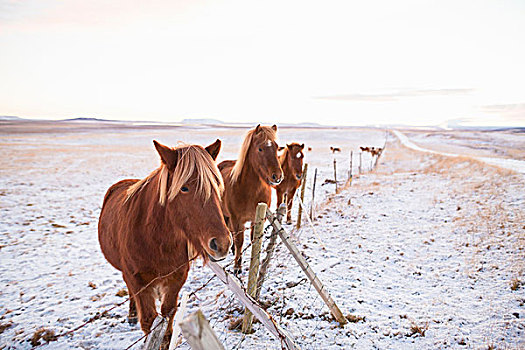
(0, 121, 523, 349)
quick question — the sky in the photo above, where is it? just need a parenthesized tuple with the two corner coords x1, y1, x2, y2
(0, 0, 524, 127)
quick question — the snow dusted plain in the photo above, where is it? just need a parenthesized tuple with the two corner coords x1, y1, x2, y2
(0, 121, 523, 349)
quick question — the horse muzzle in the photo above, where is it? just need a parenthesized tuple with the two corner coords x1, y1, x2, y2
(268, 178, 283, 186)
(268, 174, 284, 186)
(206, 236, 230, 261)
(207, 253, 227, 262)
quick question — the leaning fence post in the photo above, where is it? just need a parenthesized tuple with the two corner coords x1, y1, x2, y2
(296, 163, 308, 229)
(143, 316, 168, 350)
(168, 291, 189, 350)
(207, 262, 300, 350)
(309, 168, 317, 220)
(333, 159, 338, 193)
(179, 310, 225, 350)
(266, 209, 347, 325)
(242, 203, 267, 334)
(256, 203, 286, 300)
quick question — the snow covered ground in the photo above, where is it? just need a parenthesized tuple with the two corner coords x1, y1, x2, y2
(0, 121, 523, 349)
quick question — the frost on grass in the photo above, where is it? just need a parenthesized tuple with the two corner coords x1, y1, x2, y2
(0, 125, 523, 349)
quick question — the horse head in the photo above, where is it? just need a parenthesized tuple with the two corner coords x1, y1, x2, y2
(248, 124, 283, 186)
(153, 139, 232, 261)
(285, 143, 305, 181)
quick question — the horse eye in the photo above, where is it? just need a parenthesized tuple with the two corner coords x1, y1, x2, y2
(181, 186, 189, 193)
(258, 148, 263, 152)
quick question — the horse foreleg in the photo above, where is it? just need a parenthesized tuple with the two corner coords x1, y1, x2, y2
(125, 273, 157, 334)
(276, 189, 284, 209)
(286, 188, 297, 224)
(123, 273, 139, 325)
(128, 296, 137, 325)
(232, 220, 244, 275)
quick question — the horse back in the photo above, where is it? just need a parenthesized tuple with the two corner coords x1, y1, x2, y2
(218, 160, 235, 172)
(98, 179, 139, 271)
(102, 179, 138, 206)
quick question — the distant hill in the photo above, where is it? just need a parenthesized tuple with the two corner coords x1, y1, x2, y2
(0, 116, 23, 121)
(62, 117, 117, 122)
(181, 118, 224, 124)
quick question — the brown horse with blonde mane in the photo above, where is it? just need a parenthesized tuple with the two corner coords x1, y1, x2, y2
(98, 139, 231, 348)
(219, 125, 283, 274)
(275, 142, 305, 224)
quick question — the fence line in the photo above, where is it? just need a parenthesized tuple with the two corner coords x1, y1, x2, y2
(266, 209, 347, 325)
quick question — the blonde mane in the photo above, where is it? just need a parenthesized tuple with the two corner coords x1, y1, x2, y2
(126, 144, 224, 206)
(230, 126, 277, 184)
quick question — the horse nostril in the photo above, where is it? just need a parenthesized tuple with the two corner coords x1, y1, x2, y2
(209, 238, 218, 252)
(272, 174, 277, 181)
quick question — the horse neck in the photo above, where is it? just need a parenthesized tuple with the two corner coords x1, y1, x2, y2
(236, 149, 267, 189)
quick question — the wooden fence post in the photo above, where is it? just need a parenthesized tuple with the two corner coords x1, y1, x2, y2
(359, 152, 362, 174)
(207, 262, 300, 350)
(256, 203, 286, 300)
(296, 163, 308, 229)
(309, 168, 317, 220)
(266, 209, 347, 326)
(375, 135, 387, 168)
(242, 203, 267, 334)
(179, 310, 225, 350)
(143, 316, 168, 350)
(349, 151, 353, 184)
(333, 159, 338, 193)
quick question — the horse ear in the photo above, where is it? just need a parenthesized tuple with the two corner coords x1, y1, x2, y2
(286, 143, 292, 149)
(153, 140, 178, 169)
(255, 124, 261, 133)
(205, 139, 222, 161)
(300, 143, 305, 149)
(272, 124, 277, 131)
(278, 146, 285, 151)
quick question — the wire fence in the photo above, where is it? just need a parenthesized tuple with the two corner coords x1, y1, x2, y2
(32, 140, 387, 350)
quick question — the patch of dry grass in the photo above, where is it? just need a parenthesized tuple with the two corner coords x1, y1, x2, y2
(407, 321, 429, 337)
(510, 278, 522, 291)
(30, 328, 56, 346)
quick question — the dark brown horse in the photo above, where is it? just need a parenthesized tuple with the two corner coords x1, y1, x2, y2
(218, 125, 283, 273)
(98, 140, 231, 348)
(275, 143, 305, 224)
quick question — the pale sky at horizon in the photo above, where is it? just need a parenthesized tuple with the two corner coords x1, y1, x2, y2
(1, 0, 524, 127)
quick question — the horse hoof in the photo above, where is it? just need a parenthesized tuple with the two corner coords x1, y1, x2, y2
(128, 316, 138, 325)
(286, 220, 292, 225)
(233, 267, 242, 275)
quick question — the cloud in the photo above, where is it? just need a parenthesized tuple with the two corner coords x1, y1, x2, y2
(480, 103, 525, 123)
(481, 102, 525, 112)
(314, 88, 474, 101)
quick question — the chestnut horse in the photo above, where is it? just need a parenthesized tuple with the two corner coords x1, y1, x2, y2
(218, 125, 283, 273)
(98, 140, 231, 348)
(275, 143, 305, 224)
